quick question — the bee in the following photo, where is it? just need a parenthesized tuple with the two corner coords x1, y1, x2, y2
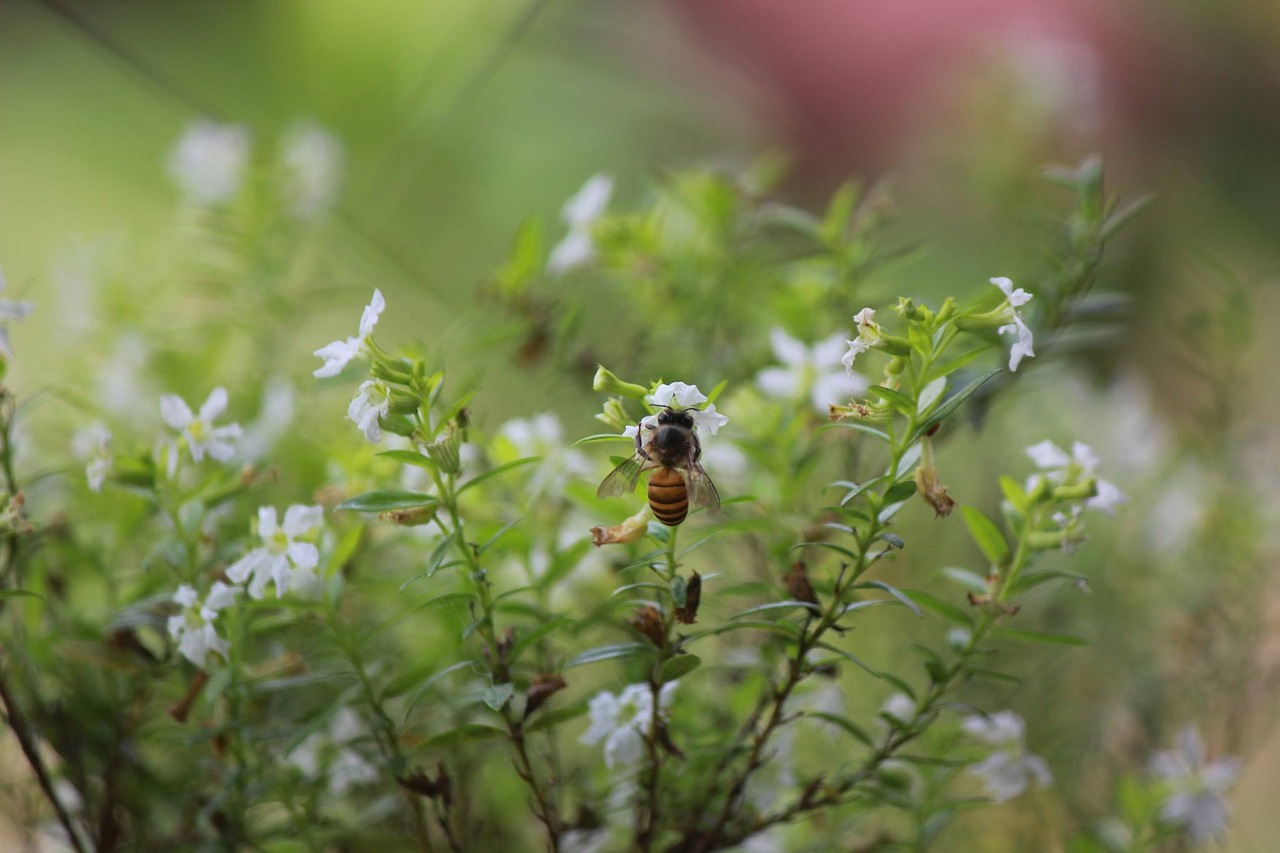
(597, 407, 720, 526)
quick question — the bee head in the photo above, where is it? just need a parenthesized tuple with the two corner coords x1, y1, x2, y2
(656, 406, 696, 430)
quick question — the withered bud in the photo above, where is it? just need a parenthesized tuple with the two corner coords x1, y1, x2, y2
(398, 763, 453, 806)
(966, 591, 1020, 617)
(524, 673, 568, 719)
(628, 605, 666, 647)
(913, 465, 955, 518)
(169, 670, 210, 723)
(784, 561, 819, 606)
(674, 572, 702, 625)
(379, 505, 438, 527)
(590, 507, 649, 547)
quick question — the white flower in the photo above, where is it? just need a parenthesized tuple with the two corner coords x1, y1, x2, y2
(313, 289, 386, 378)
(280, 120, 343, 218)
(647, 381, 707, 411)
(288, 707, 379, 797)
(690, 403, 728, 436)
(1150, 728, 1239, 844)
(1025, 439, 1126, 514)
(881, 692, 916, 724)
(580, 681, 677, 770)
(622, 414, 659, 442)
(226, 505, 324, 599)
(0, 267, 34, 359)
(962, 710, 1052, 802)
(168, 119, 249, 205)
(842, 308, 880, 372)
(160, 387, 242, 470)
(347, 379, 391, 443)
(757, 328, 868, 413)
(500, 412, 592, 496)
(167, 582, 238, 667)
(991, 277, 1035, 372)
(72, 422, 112, 493)
(548, 173, 613, 275)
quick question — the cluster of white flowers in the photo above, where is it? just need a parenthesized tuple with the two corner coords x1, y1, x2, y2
(312, 289, 395, 443)
(1025, 439, 1126, 515)
(630, 382, 729, 436)
(757, 327, 866, 413)
(547, 173, 613, 275)
(500, 411, 593, 496)
(580, 681, 677, 770)
(962, 710, 1053, 802)
(72, 422, 112, 493)
(287, 707, 380, 797)
(169, 117, 343, 217)
(1150, 727, 1239, 844)
(0, 268, 34, 360)
(990, 277, 1035, 372)
(167, 582, 239, 668)
(159, 387, 243, 478)
(226, 504, 326, 599)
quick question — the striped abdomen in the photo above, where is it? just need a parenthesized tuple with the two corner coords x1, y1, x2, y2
(648, 466, 689, 526)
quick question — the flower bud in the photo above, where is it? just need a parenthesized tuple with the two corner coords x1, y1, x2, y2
(592, 365, 649, 399)
(425, 430, 462, 474)
(628, 604, 667, 647)
(673, 572, 702, 625)
(389, 389, 421, 415)
(524, 673, 568, 719)
(783, 561, 819, 606)
(370, 359, 416, 386)
(914, 465, 955, 518)
(590, 507, 649, 546)
(894, 297, 919, 319)
(379, 414, 417, 438)
(594, 397, 632, 432)
(380, 504, 439, 526)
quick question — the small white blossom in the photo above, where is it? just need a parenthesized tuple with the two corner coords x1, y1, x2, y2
(548, 173, 613, 275)
(757, 328, 868, 413)
(842, 308, 880, 372)
(279, 120, 343, 218)
(0, 267, 34, 359)
(225, 504, 324, 599)
(990, 277, 1035, 372)
(690, 403, 728, 436)
(347, 379, 391, 443)
(881, 692, 916, 724)
(167, 582, 238, 667)
(160, 387, 242, 471)
(501, 412, 592, 496)
(580, 681, 677, 770)
(288, 707, 380, 797)
(647, 381, 708, 411)
(73, 422, 112, 492)
(168, 119, 249, 205)
(1150, 728, 1239, 844)
(1025, 439, 1126, 514)
(962, 710, 1052, 802)
(622, 414, 659, 442)
(313, 289, 386, 378)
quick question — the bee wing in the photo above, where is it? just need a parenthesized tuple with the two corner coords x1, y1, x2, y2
(686, 462, 721, 510)
(597, 452, 647, 499)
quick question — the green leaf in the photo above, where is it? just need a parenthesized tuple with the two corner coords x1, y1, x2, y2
(915, 368, 1001, 438)
(509, 617, 573, 663)
(822, 422, 892, 443)
(939, 567, 987, 593)
(1009, 569, 1090, 596)
(901, 589, 973, 626)
(573, 433, 634, 446)
(804, 711, 873, 746)
(928, 346, 992, 382)
(991, 628, 1089, 646)
(420, 724, 507, 750)
(376, 449, 435, 469)
(811, 641, 881, 677)
(659, 654, 701, 683)
(916, 377, 947, 415)
(866, 385, 914, 415)
(403, 660, 484, 721)
(483, 682, 514, 711)
(412, 591, 475, 613)
(908, 324, 933, 358)
(562, 643, 651, 669)
(732, 600, 821, 619)
(400, 534, 459, 590)
(680, 620, 801, 644)
(876, 532, 906, 550)
(882, 480, 917, 506)
(998, 475, 1030, 513)
(337, 490, 438, 513)
(960, 506, 1009, 566)
(968, 668, 1021, 685)
(523, 702, 587, 733)
(479, 518, 523, 555)
(457, 457, 542, 496)
(790, 541, 860, 562)
(851, 581, 922, 617)
(0, 589, 42, 601)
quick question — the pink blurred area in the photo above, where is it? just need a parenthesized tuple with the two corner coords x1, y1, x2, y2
(668, 0, 1169, 174)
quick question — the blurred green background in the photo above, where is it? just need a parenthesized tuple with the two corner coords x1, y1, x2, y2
(3, 0, 1280, 850)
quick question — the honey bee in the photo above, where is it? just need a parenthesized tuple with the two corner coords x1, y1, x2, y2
(597, 407, 720, 526)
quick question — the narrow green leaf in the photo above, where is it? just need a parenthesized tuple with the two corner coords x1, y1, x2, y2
(573, 433, 633, 446)
(1009, 569, 1090, 596)
(483, 682, 515, 711)
(403, 661, 484, 721)
(908, 324, 933, 358)
(420, 724, 507, 750)
(939, 567, 987, 593)
(968, 668, 1021, 685)
(509, 617, 573, 663)
(805, 711, 873, 746)
(790, 541, 860, 562)
(457, 457, 542, 496)
(915, 368, 1001, 438)
(852, 581, 922, 617)
(523, 702, 587, 733)
(999, 475, 1030, 513)
(917, 377, 947, 416)
(928, 346, 991, 382)
(821, 422, 892, 443)
(866, 385, 914, 414)
(811, 641, 881, 677)
(901, 589, 974, 626)
(732, 600, 821, 618)
(412, 591, 475, 613)
(337, 490, 438, 513)
(479, 517, 523, 555)
(659, 654, 701, 683)
(882, 480, 917, 506)
(562, 643, 651, 669)
(960, 506, 1009, 566)
(877, 532, 906, 550)
(991, 628, 1089, 646)
(680, 620, 801, 644)
(376, 449, 435, 469)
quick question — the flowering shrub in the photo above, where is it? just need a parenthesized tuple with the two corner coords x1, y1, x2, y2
(0, 138, 1242, 852)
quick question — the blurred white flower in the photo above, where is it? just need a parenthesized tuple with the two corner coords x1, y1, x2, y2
(548, 173, 613, 275)
(168, 119, 249, 205)
(348, 379, 391, 443)
(279, 120, 343, 218)
(313, 289, 385, 378)
(990, 277, 1035, 372)
(647, 381, 707, 411)
(160, 387, 242, 473)
(167, 582, 238, 667)
(0, 267, 34, 359)
(881, 692, 916, 725)
(1150, 727, 1239, 844)
(580, 681, 677, 770)
(691, 403, 728, 436)
(235, 376, 296, 462)
(1025, 439, 1126, 514)
(98, 334, 152, 420)
(226, 504, 324, 599)
(288, 707, 380, 797)
(72, 422, 112, 492)
(962, 710, 1052, 802)
(842, 308, 879, 372)
(757, 327, 867, 413)
(500, 411, 592, 497)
